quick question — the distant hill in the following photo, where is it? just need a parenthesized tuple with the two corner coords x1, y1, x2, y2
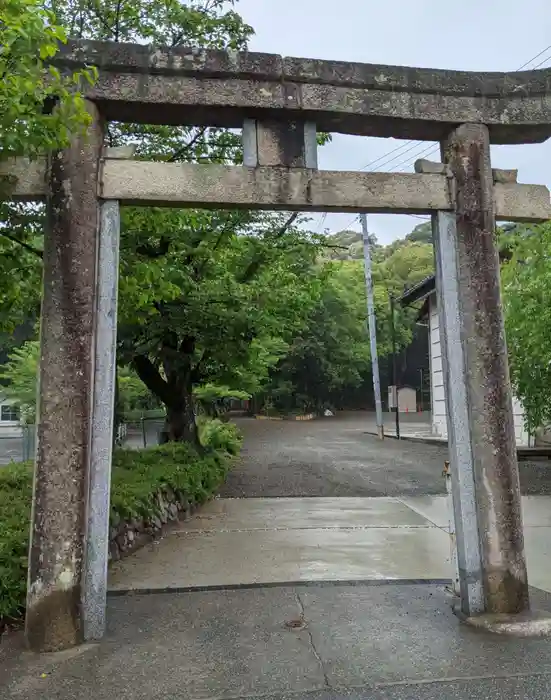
(322, 219, 531, 267)
(323, 229, 362, 260)
(322, 219, 433, 262)
(406, 221, 432, 243)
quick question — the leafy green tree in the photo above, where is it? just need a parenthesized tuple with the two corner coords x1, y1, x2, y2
(0, 0, 97, 330)
(267, 262, 371, 412)
(0, 0, 96, 161)
(374, 240, 434, 293)
(118, 367, 163, 415)
(406, 221, 432, 244)
(44, 0, 252, 46)
(194, 383, 250, 418)
(0, 340, 38, 422)
(120, 214, 322, 443)
(0, 1, 437, 441)
(264, 246, 428, 413)
(53, 0, 316, 445)
(0, 205, 43, 332)
(0, 342, 160, 422)
(322, 229, 378, 261)
(0, 0, 273, 445)
(502, 222, 551, 432)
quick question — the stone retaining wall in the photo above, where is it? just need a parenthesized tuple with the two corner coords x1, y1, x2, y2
(254, 413, 315, 422)
(108, 488, 199, 562)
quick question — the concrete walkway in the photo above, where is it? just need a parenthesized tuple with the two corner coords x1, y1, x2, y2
(5, 497, 551, 699)
(368, 413, 445, 443)
(108, 496, 551, 593)
(5, 583, 551, 699)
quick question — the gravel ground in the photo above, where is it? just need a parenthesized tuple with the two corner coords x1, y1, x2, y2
(220, 412, 551, 498)
(3, 412, 549, 497)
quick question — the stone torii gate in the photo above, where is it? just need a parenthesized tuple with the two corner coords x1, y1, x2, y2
(4, 39, 551, 651)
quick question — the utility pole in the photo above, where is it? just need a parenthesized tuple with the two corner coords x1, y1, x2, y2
(360, 214, 384, 439)
(389, 294, 400, 439)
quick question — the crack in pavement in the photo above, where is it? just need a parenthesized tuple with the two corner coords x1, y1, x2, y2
(294, 590, 331, 689)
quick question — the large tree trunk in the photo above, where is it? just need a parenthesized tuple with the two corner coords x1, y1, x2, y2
(163, 348, 201, 447)
(163, 379, 200, 447)
(133, 349, 200, 448)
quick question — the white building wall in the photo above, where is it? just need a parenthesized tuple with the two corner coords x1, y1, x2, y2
(512, 395, 530, 446)
(428, 295, 448, 438)
(427, 293, 529, 446)
(0, 395, 23, 438)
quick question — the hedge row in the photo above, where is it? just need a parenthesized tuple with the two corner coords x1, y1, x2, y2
(0, 419, 241, 629)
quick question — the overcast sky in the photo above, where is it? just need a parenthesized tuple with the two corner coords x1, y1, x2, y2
(235, 0, 551, 244)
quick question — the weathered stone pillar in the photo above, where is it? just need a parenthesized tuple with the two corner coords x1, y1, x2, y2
(440, 123, 529, 615)
(25, 100, 103, 652)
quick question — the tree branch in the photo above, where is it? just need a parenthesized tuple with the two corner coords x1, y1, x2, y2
(132, 355, 173, 406)
(0, 231, 42, 258)
(168, 128, 208, 162)
(113, 0, 123, 42)
(275, 212, 300, 239)
(87, 0, 116, 40)
(191, 349, 208, 384)
(238, 212, 298, 283)
(193, 212, 249, 276)
(136, 237, 170, 258)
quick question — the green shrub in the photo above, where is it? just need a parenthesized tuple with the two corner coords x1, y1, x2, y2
(0, 462, 32, 623)
(198, 417, 243, 456)
(0, 419, 241, 628)
(110, 442, 230, 520)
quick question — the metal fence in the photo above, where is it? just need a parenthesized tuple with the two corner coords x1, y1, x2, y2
(123, 418, 165, 449)
(0, 418, 167, 466)
(0, 425, 35, 465)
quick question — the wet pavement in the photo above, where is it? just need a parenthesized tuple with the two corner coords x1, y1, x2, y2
(221, 413, 551, 498)
(108, 496, 451, 592)
(108, 495, 551, 593)
(4, 584, 551, 700)
(221, 414, 449, 498)
(5, 413, 551, 699)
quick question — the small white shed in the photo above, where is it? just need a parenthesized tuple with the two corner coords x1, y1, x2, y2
(397, 386, 417, 413)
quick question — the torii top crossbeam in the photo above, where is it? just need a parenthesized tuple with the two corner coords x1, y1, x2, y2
(57, 39, 551, 143)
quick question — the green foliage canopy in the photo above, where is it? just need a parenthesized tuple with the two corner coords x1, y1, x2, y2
(502, 223, 551, 432)
(0, 0, 96, 160)
(0, 0, 437, 436)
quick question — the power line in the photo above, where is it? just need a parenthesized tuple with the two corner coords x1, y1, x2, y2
(315, 212, 328, 232)
(358, 140, 423, 172)
(337, 214, 361, 232)
(528, 55, 551, 71)
(327, 44, 551, 237)
(357, 42, 551, 176)
(327, 144, 436, 234)
(376, 142, 436, 172)
(378, 40, 551, 222)
(395, 144, 440, 172)
(516, 44, 551, 71)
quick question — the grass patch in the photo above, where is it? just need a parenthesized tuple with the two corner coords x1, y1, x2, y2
(0, 419, 242, 629)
